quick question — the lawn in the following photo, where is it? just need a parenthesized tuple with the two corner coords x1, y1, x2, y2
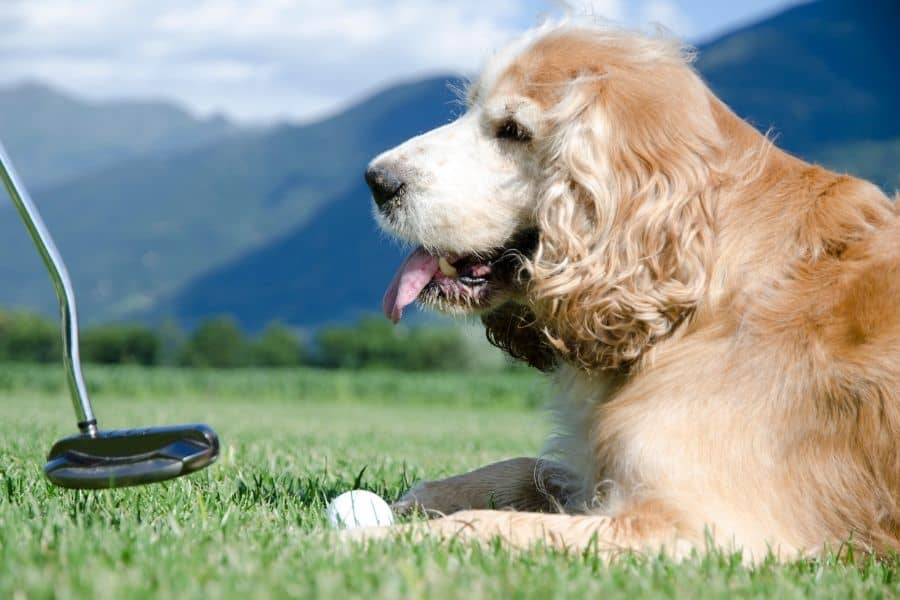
(0, 365, 896, 598)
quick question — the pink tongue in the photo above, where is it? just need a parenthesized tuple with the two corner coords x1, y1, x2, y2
(382, 247, 439, 323)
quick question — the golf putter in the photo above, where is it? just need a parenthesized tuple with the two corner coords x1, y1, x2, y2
(0, 138, 219, 489)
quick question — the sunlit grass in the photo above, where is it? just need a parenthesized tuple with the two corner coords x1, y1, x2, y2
(0, 365, 895, 598)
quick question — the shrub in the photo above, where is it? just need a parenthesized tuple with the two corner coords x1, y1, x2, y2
(156, 318, 187, 366)
(80, 324, 160, 365)
(178, 316, 247, 368)
(248, 322, 305, 367)
(0, 310, 61, 363)
(315, 316, 469, 371)
(0, 308, 505, 372)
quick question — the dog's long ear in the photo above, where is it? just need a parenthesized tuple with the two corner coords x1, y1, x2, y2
(482, 303, 557, 372)
(526, 68, 729, 371)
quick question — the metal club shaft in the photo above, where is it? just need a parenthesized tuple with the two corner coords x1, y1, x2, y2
(0, 139, 98, 436)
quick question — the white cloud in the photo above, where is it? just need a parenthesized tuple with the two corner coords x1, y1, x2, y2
(0, 1, 788, 123)
(0, 0, 544, 122)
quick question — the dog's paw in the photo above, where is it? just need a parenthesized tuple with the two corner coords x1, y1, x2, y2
(391, 480, 471, 518)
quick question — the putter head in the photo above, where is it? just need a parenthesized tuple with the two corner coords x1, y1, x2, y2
(44, 424, 219, 489)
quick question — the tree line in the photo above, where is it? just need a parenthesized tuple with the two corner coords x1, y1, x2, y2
(0, 310, 501, 370)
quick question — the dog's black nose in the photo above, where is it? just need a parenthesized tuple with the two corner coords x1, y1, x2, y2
(365, 166, 405, 208)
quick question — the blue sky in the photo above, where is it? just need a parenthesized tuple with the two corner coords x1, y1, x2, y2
(0, 1, 805, 124)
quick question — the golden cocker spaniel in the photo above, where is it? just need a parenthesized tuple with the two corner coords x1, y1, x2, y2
(363, 23, 900, 560)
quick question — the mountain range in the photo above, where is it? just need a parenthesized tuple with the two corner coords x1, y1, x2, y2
(0, 82, 238, 190)
(0, 0, 896, 330)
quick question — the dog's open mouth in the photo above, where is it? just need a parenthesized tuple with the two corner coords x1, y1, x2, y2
(382, 228, 538, 323)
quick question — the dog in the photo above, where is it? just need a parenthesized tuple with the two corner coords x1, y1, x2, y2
(363, 23, 900, 560)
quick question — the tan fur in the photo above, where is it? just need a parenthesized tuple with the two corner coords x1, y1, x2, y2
(363, 24, 900, 560)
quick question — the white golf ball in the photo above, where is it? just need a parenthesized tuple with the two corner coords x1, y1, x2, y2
(326, 489, 395, 529)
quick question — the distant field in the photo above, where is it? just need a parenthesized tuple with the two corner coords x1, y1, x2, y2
(0, 364, 896, 598)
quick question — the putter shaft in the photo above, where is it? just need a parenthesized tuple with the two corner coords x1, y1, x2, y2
(0, 140, 98, 436)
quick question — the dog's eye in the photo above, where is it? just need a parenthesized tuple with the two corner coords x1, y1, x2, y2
(495, 119, 532, 142)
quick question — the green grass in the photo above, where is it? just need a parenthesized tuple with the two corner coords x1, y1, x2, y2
(0, 365, 896, 598)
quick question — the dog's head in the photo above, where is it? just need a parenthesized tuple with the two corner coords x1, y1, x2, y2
(368, 24, 734, 372)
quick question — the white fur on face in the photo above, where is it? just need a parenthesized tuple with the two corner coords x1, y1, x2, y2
(369, 94, 541, 256)
(367, 22, 571, 257)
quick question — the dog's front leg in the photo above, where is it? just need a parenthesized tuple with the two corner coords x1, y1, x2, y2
(393, 457, 579, 516)
(344, 505, 689, 558)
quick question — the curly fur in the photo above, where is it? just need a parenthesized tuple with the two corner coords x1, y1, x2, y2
(477, 28, 771, 371)
(482, 302, 557, 372)
(367, 22, 900, 559)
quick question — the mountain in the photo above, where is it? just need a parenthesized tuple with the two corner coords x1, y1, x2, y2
(0, 82, 238, 190)
(149, 181, 403, 330)
(696, 0, 899, 191)
(0, 76, 463, 321)
(0, 0, 895, 330)
(155, 0, 898, 331)
(145, 79, 470, 330)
